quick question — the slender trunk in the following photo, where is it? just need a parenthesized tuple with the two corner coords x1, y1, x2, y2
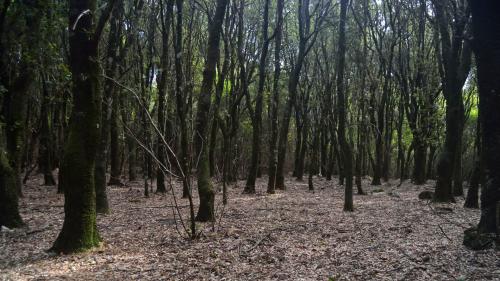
(337, 0, 353, 211)
(426, 145, 436, 179)
(465, 115, 481, 209)
(245, 0, 270, 193)
(194, 0, 228, 222)
(96, 3, 123, 213)
(173, 0, 190, 199)
(453, 132, 463, 196)
(296, 122, 308, 181)
(39, 72, 56, 186)
(413, 140, 427, 185)
(155, 0, 173, 193)
(267, 0, 284, 194)
(108, 93, 123, 186)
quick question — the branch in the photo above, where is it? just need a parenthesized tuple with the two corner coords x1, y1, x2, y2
(93, 0, 118, 43)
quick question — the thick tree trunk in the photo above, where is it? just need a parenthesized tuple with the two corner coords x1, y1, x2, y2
(470, 0, 500, 236)
(51, 0, 114, 253)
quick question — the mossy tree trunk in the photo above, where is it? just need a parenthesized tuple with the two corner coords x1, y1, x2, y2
(0, 139, 23, 228)
(51, 0, 115, 254)
(194, 0, 228, 222)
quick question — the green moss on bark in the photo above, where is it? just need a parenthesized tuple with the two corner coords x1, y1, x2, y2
(0, 146, 23, 228)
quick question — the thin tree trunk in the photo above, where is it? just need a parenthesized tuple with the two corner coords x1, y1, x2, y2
(337, 0, 353, 212)
(267, 0, 284, 194)
(245, 0, 270, 193)
(194, 0, 228, 222)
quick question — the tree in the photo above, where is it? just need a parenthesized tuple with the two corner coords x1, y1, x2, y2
(431, 0, 471, 201)
(156, 0, 174, 194)
(275, 0, 330, 190)
(50, 0, 115, 253)
(267, 0, 285, 194)
(465, 0, 500, 243)
(337, 0, 353, 212)
(194, 0, 229, 222)
(244, 0, 271, 194)
(0, 0, 48, 228)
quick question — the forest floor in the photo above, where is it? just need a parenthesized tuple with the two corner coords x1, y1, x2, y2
(1, 175, 499, 281)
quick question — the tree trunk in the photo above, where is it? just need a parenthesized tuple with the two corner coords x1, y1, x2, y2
(0, 140, 23, 228)
(108, 93, 123, 186)
(267, 0, 284, 194)
(245, 0, 270, 193)
(39, 71, 56, 186)
(470, 0, 500, 235)
(413, 140, 427, 185)
(155, 0, 174, 194)
(453, 134, 463, 196)
(95, 2, 123, 213)
(432, 0, 470, 203)
(337, 0, 353, 212)
(464, 159, 480, 209)
(51, 0, 115, 253)
(194, 0, 228, 222)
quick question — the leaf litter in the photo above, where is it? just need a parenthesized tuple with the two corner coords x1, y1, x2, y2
(1, 175, 499, 280)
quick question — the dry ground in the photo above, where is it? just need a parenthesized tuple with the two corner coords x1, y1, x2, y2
(1, 175, 499, 281)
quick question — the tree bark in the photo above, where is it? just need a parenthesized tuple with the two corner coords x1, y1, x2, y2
(194, 0, 228, 222)
(337, 0, 353, 212)
(267, 0, 284, 194)
(245, 0, 270, 193)
(51, 0, 115, 253)
(469, 0, 500, 235)
(155, 0, 174, 194)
